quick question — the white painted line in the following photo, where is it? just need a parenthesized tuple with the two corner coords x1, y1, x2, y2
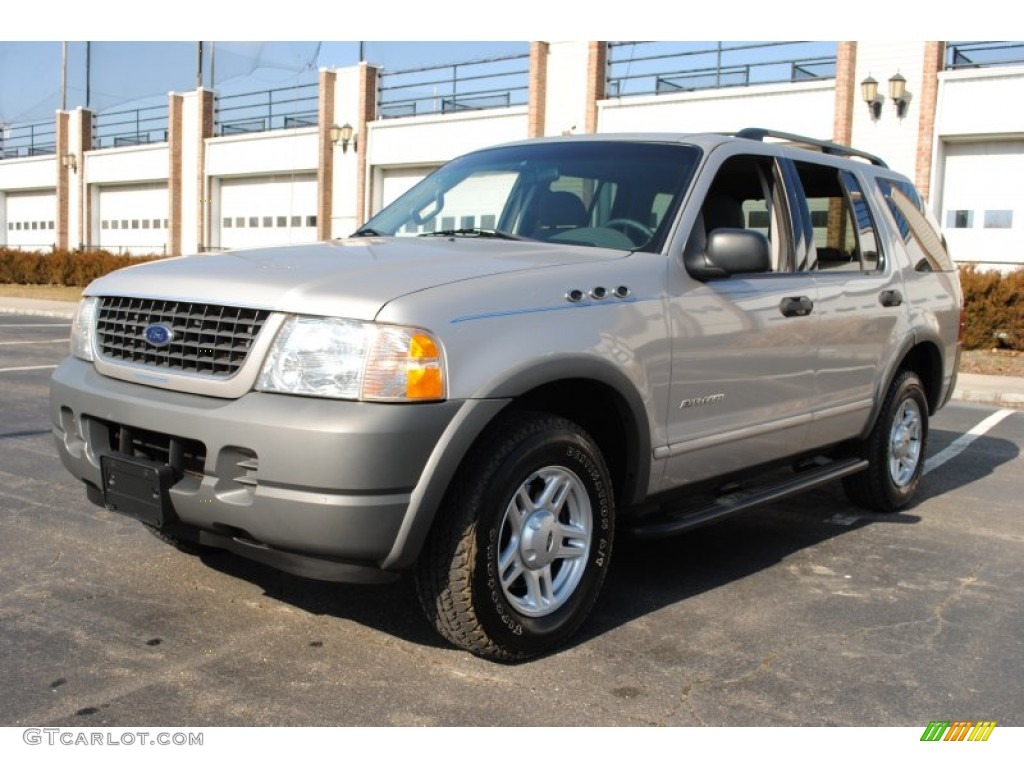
(0, 365, 58, 373)
(0, 338, 70, 346)
(924, 408, 1017, 475)
(0, 323, 72, 328)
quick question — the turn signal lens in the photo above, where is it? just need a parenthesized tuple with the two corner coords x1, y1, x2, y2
(362, 328, 445, 401)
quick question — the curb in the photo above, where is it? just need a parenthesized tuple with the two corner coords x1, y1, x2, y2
(952, 388, 1024, 409)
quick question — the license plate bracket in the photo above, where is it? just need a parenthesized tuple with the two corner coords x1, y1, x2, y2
(100, 453, 175, 528)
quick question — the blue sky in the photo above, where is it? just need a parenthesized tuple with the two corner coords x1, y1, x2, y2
(0, 42, 531, 124)
(0, 0, 990, 126)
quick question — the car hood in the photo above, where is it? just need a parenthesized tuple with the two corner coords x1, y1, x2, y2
(85, 237, 630, 320)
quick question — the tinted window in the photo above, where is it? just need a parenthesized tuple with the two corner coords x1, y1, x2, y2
(876, 178, 954, 272)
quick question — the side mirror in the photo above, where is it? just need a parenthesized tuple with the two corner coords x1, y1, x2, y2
(685, 228, 771, 281)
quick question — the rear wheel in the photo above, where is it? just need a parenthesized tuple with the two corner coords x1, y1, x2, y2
(843, 370, 929, 512)
(415, 411, 614, 661)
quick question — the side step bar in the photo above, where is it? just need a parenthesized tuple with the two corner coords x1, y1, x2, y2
(628, 457, 869, 539)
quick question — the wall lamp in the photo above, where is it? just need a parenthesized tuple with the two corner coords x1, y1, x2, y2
(330, 123, 357, 153)
(888, 72, 909, 119)
(61, 152, 78, 173)
(861, 75, 883, 120)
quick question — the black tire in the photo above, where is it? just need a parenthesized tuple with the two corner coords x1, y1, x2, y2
(843, 370, 929, 513)
(415, 411, 615, 661)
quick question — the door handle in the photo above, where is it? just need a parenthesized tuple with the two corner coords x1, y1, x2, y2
(879, 289, 903, 307)
(779, 296, 814, 317)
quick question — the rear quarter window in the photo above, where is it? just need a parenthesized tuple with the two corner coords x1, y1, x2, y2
(876, 178, 955, 272)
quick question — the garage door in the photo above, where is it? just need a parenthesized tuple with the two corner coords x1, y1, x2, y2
(377, 166, 440, 217)
(941, 140, 1024, 270)
(97, 183, 168, 256)
(218, 174, 317, 250)
(4, 190, 56, 249)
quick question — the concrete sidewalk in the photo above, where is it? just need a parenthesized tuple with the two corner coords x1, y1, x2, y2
(1, 295, 1022, 409)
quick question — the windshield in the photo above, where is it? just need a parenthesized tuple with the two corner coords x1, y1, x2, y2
(358, 141, 701, 253)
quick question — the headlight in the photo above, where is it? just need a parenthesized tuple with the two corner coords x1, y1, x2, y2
(256, 316, 445, 402)
(70, 296, 98, 361)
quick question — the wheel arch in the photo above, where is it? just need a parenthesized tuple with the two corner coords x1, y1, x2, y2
(380, 357, 652, 570)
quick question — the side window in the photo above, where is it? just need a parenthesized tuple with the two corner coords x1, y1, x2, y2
(792, 161, 882, 273)
(876, 178, 955, 272)
(687, 154, 787, 272)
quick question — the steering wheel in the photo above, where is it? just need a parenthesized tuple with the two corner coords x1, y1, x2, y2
(604, 218, 655, 245)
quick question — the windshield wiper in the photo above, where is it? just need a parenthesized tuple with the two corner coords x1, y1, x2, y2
(350, 227, 387, 237)
(418, 228, 526, 241)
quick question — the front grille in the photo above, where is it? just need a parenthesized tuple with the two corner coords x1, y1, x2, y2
(96, 297, 270, 378)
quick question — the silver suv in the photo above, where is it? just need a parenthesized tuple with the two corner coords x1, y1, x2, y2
(51, 129, 962, 660)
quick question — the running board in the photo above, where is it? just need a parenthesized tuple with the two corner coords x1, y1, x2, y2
(628, 458, 869, 539)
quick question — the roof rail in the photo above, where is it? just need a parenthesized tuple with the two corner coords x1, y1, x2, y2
(734, 127, 888, 168)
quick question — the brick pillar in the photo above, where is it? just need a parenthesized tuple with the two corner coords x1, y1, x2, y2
(528, 42, 549, 138)
(75, 109, 93, 249)
(914, 42, 946, 202)
(355, 63, 377, 227)
(55, 111, 70, 250)
(585, 42, 607, 134)
(168, 94, 183, 256)
(832, 42, 857, 146)
(317, 69, 337, 240)
(196, 89, 215, 250)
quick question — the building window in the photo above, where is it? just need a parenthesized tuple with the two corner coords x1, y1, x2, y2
(142, 219, 150, 229)
(14, 222, 20, 230)
(290, 216, 300, 227)
(121, 220, 129, 229)
(263, 216, 272, 227)
(48, 221, 54, 229)
(131, 220, 139, 229)
(277, 216, 287, 227)
(984, 210, 1013, 229)
(31, 221, 38, 230)
(223, 218, 232, 228)
(946, 210, 973, 229)
(480, 214, 496, 229)
(305, 215, 317, 227)
(163, 219, 169, 228)
(249, 217, 259, 228)
(235, 217, 244, 228)
(112, 220, 119, 230)
(153, 219, 161, 229)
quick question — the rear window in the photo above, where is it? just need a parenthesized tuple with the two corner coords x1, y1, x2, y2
(876, 178, 955, 272)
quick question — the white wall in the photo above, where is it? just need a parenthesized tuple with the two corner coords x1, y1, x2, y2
(206, 128, 317, 177)
(597, 79, 835, 139)
(86, 143, 168, 185)
(544, 41, 591, 136)
(848, 42, 927, 182)
(368, 107, 528, 168)
(0, 154, 53, 191)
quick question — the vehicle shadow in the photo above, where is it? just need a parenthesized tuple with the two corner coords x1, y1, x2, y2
(196, 430, 1018, 660)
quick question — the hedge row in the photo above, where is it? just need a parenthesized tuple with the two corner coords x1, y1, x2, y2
(959, 264, 1024, 351)
(0, 248, 163, 288)
(2, 247, 1021, 350)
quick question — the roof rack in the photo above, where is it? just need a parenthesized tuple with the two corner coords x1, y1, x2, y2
(734, 127, 888, 168)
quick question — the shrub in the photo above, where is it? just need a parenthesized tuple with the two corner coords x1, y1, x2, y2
(959, 264, 1024, 351)
(0, 248, 163, 287)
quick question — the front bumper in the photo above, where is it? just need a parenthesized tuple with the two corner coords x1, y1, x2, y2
(50, 357, 465, 579)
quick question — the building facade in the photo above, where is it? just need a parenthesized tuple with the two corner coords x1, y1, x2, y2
(1, 40, 1021, 271)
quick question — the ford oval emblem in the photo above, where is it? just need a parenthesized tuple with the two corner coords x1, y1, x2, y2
(143, 323, 174, 348)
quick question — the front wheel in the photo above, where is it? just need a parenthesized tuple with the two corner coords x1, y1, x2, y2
(415, 412, 614, 661)
(843, 370, 929, 512)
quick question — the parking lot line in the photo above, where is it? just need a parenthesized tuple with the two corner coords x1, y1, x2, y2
(0, 323, 72, 328)
(0, 365, 59, 373)
(924, 408, 1017, 475)
(0, 339, 70, 346)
